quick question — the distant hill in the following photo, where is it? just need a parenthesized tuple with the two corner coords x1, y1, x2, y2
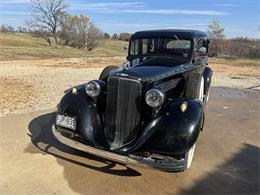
(0, 33, 128, 60)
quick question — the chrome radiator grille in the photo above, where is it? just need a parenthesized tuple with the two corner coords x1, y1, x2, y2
(105, 77, 142, 150)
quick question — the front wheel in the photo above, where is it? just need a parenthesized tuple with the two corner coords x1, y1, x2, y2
(184, 143, 196, 170)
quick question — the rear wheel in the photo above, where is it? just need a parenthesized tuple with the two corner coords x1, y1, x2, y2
(99, 66, 118, 82)
(205, 86, 211, 102)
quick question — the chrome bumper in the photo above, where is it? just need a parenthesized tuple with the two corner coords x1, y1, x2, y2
(52, 125, 185, 171)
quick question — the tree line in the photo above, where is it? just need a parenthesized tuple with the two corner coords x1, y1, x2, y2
(104, 32, 131, 41)
(0, 1, 259, 58)
(209, 38, 260, 59)
(207, 20, 259, 58)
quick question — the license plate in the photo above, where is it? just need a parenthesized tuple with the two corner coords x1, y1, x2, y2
(56, 114, 77, 131)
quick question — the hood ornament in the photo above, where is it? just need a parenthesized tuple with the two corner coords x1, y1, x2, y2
(120, 73, 129, 77)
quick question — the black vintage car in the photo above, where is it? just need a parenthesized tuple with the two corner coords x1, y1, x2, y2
(53, 29, 213, 172)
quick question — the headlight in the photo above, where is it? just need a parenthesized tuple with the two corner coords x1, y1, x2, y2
(145, 89, 165, 108)
(85, 80, 101, 97)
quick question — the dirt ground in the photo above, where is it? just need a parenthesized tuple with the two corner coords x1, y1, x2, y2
(0, 87, 259, 195)
(0, 58, 259, 194)
(0, 57, 259, 116)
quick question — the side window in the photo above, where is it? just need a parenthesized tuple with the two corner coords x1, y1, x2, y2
(166, 40, 191, 49)
(194, 38, 207, 64)
(130, 40, 139, 55)
(196, 38, 209, 51)
(142, 39, 155, 55)
(142, 39, 148, 55)
(196, 39, 204, 50)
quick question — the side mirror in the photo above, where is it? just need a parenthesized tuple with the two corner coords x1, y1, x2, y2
(198, 47, 207, 55)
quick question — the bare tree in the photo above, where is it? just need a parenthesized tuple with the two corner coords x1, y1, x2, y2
(112, 33, 118, 39)
(60, 14, 103, 50)
(60, 13, 76, 45)
(208, 20, 225, 40)
(85, 22, 103, 50)
(31, 27, 52, 46)
(208, 20, 225, 57)
(104, 33, 110, 39)
(26, 0, 67, 46)
(17, 26, 28, 33)
(119, 32, 131, 41)
(0, 24, 15, 33)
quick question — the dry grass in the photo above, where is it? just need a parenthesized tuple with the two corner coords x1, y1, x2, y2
(1, 33, 259, 68)
(209, 57, 260, 67)
(0, 33, 128, 60)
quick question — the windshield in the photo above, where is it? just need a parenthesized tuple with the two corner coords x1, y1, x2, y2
(129, 36, 193, 67)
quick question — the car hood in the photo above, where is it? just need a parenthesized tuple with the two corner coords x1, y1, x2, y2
(114, 63, 191, 82)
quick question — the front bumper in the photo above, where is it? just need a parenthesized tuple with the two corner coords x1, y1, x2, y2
(52, 125, 185, 172)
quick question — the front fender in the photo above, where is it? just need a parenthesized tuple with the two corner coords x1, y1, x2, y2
(125, 99, 203, 155)
(57, 87, 108, 148)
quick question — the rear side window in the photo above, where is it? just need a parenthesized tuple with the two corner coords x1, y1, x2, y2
(130, 40, 139, 55)
(131, 39, 156, 55)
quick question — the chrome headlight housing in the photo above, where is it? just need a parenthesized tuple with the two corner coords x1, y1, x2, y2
(145, 89, 165, 108)
(85, 80, 101, 97)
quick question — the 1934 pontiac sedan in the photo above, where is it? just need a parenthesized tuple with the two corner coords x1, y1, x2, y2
(53, 29, 213, 172)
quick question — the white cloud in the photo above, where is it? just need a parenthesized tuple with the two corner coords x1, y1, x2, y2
(70, 2, 145, 10)
(122, 9, 228, 16)
(214, 3, 239, 7)
(100, 21, 210, 34)
(69, 1, 228, 16)
(0, 0, 30, 4)
(0, 11, 29, 15)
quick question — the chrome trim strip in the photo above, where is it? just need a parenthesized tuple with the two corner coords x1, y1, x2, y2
(52, 125, 185, 171)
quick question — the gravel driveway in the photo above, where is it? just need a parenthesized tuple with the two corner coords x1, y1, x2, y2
(0, 57, 259, 116)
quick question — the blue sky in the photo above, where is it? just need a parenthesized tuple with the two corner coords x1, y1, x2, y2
(0, 0, 259, 38)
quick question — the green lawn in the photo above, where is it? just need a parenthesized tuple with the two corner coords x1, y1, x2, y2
(0, 32, 128, 60)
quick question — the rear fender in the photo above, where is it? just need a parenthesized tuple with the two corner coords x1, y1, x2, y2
(203, 66, 213, 95)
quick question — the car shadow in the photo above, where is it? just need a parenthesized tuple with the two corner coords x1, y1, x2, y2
(181, 143, 260, 195)
(26, 112, 141, 177)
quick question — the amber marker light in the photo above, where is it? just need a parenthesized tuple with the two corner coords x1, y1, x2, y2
(180, 102, 188, 112)
(72, 88, 77, 94)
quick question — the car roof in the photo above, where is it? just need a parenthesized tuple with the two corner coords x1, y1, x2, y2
(131, 29, 207, 39)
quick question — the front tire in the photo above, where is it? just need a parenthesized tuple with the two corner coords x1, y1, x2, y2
(184, 143, 196, 170)
(183, 73, 204, 170)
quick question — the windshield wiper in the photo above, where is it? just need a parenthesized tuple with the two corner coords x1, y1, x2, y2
(132, 56, 159, 67)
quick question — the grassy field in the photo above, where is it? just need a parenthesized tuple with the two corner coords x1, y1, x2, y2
(0, 32, 128, 60)
(0, 32, 259, 68)
(209, 57, 260, 67)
